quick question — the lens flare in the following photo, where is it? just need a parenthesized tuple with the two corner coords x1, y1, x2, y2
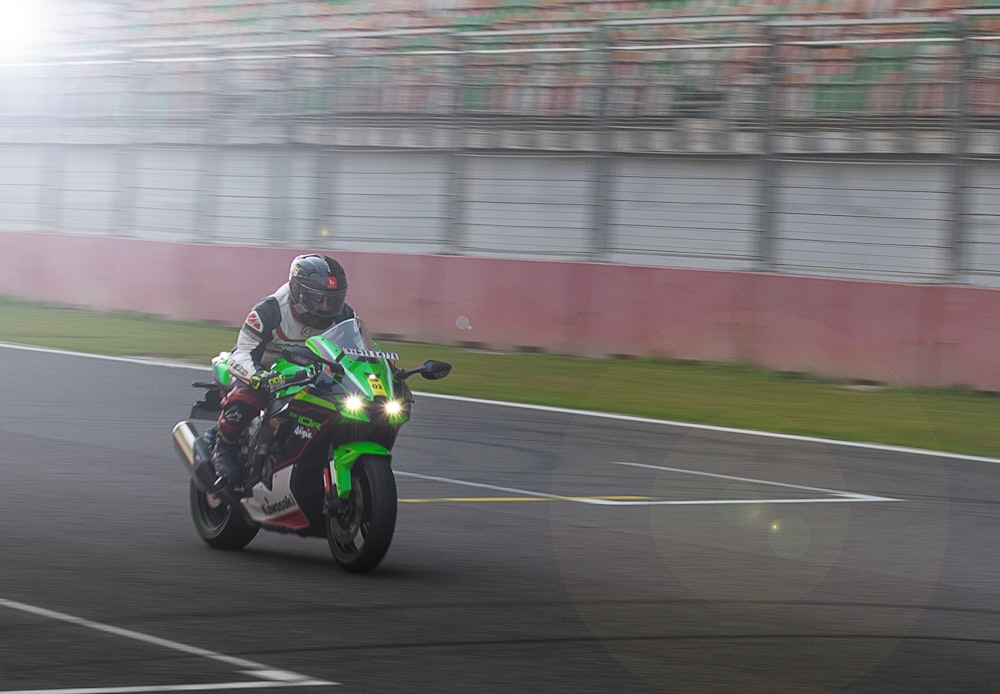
(344, 395, 364, 412)
(0, 2, 44, 59)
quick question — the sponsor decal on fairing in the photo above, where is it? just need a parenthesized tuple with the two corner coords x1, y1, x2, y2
(342, 348, 399, 360)
(261, 494, 296, 516)
(244, 467, 308, 529)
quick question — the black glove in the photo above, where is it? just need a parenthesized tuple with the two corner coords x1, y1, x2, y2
(250, 368, 286, 393)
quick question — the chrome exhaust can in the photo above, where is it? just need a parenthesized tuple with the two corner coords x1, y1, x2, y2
(172, 421, 219, 492)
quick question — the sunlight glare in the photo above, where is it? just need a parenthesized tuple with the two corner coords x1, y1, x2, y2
(0, 1, 46, 59)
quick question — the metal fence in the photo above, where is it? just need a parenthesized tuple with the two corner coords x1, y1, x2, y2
(4, 12, 1000, 285)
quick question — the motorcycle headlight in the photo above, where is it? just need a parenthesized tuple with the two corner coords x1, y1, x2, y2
(384, 399, 410, 423)
(343, 395, 365, 412)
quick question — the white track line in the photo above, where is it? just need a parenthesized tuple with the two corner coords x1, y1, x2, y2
(396, 465, 900, 506)
(3, 341, 998, 465)
(0, 598, 337, 691)
(0, 343, 207, 370)
(612, 461, 895, 498)
(395, 471, 572, 501)
(0, 684, 325, 694)
(606, 461, 900, 505)
(417, 393, 1000, 466)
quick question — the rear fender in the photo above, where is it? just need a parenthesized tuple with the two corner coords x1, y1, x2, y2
(330, 442, 391, 499)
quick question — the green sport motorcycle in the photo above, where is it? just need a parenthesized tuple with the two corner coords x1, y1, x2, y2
(171, 318, 451, 573)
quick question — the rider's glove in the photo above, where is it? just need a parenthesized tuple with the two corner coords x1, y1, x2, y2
(250, 368, 286, 393)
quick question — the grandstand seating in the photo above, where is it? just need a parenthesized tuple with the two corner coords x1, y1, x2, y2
(6, 1, 1000, 124)
(43, 0, 985, 49)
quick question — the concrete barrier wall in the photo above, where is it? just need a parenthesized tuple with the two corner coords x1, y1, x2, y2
(3, 230, 1000, 391)
(10, 142, 1000, 286)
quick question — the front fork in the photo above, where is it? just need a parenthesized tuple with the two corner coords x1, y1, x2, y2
(323, 442, 393, 513)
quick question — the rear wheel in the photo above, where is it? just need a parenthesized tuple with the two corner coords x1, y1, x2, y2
(189, 479, 259, 550)
(327, 455, 397, 573)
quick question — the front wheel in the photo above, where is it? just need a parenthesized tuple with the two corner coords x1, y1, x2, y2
(189, 479, 259, 550)
(327, 455, 397, 573)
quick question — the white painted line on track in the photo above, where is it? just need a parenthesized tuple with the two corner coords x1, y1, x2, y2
(0, 683, 328, 694)
(0, 598, 337, 692)
(417, 393, 1000, 466)
(580, 498, 891, 506)
(606, 461, 901, 505)
(0, 342, 207, 370)
(396, 465, 901, 506)
(612, 462, 898, 499)
(3, 341, 998, 465)
(395, 470, 573, 501)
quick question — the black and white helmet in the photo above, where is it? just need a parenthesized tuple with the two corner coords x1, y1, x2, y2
(288, 254, 348, 327)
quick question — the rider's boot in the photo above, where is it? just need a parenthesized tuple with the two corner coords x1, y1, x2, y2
(211, 431, 244, 487)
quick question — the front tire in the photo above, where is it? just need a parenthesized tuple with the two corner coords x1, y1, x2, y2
(189, 479, 259, 550)
(327, 455, 397, 573)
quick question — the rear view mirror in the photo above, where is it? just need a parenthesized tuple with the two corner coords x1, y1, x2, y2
(420, 360, 452, 380)
(395, 359, 452, 381)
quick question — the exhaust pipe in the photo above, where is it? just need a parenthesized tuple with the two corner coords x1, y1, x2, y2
(172, 421, 221, 493)
(172, 421, 251, 520)
(172, 421, 199, 468)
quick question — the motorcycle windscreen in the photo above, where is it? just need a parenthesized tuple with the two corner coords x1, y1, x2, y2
(320, 318, 375, 352)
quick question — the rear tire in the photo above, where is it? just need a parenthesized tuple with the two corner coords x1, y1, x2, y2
(327, 455, 397, 573)
(189, 479, 259, 550)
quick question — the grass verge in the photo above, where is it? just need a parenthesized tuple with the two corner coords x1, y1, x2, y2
(2, 296, 998, 459)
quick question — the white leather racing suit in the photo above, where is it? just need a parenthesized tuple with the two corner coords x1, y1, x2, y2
(228, 282, 356, 384)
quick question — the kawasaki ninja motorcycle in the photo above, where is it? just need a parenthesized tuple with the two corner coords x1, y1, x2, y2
(172, 318, 451, 573)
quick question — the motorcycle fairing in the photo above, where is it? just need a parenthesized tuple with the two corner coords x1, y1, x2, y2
(212, 351, 233, 388)
(247, 399, 337, 490)
(243, 465, 309, 530)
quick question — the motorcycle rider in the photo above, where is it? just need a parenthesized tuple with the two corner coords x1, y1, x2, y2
(211, 254, 355, 486)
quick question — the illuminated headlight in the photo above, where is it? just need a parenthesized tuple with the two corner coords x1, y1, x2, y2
(344, 395, 365, 412)
(383, 398, 408, 423)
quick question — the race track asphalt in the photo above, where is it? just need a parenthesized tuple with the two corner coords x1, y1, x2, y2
(1, 343, 999, 694)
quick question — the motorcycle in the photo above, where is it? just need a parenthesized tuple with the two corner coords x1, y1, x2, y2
(171, 318, 451, 573)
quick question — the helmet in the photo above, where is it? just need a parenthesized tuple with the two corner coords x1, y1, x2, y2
(288, 254, 348, 327)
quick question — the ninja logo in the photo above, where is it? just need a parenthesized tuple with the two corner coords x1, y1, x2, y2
(293, 425, 314, 440)
(294, 415, 322, 430)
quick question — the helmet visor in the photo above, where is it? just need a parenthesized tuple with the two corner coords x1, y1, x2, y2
(297, 285, 346, 319)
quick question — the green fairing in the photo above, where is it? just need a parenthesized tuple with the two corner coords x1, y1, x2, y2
(337, 400, 371, 422)
(307, 334, 396, 402)
(271, 361, 311, 397)
(331, 441, 392, 499)
(295, 390, 339, 411)
(212, 352, 232, 387)
(210, 352, 308, 396)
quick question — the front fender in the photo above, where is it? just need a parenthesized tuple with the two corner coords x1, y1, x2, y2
(330, 442, 392, 499)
